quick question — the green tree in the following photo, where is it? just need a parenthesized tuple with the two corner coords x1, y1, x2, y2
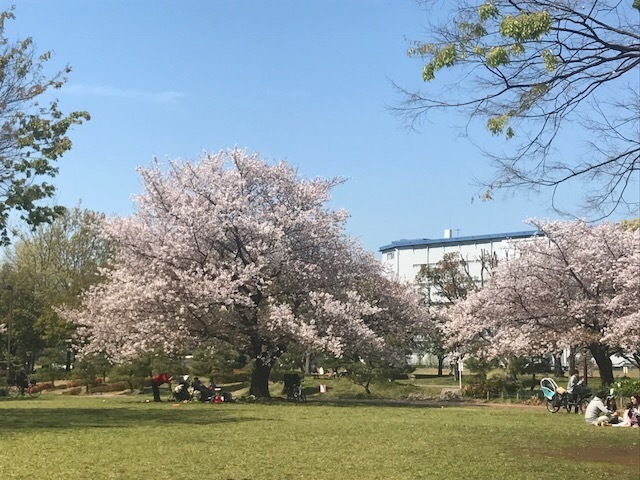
(414, 252, 480, 376)
(189, 339, 246, 382)
(398, 0, 639, 217)
(0, 7, 89, 245)
(620, 218, 640, 231)
(0, 207, 110, 371)
(35, 346, 65, 384)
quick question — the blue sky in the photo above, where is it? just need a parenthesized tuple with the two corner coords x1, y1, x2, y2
(9, 0, 631, 254)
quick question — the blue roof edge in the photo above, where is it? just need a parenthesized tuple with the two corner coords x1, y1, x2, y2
(379, 230, 540, 252)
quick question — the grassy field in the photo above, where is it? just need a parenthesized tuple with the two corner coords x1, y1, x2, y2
(1, 394, 638, 480)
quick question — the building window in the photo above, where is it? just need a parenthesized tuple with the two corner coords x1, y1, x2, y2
(386, 252, 395, 260)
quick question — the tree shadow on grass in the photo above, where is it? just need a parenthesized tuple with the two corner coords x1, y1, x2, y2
(0, 405, 260, 433)
(299, 398, 504, 409)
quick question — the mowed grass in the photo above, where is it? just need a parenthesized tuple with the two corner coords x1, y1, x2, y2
(1, 395, 638, 480)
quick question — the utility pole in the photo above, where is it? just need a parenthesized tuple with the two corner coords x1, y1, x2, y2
(583, 348, 588, 385)
(4, 285, 13, 383)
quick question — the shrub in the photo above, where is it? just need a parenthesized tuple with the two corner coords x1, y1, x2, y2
(215, 366, 251, 384)
(62, 387, 82, 395)
(613, 378, 640, 397)
(463, 375, 521, 398)
(107, 374, 146, 392)
(465, 357, 499, 380)
(36, 382, 55, 392)
(89, 382, 129, 394)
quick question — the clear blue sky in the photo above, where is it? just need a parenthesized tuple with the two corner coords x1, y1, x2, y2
(9, 0, 630, 254)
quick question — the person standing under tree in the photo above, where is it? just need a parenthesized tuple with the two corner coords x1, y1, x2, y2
(566, 370, 580, 411)
(150, 373, 171, 402)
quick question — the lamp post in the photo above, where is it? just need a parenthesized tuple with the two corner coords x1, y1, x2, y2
(4, 285, 13, 383)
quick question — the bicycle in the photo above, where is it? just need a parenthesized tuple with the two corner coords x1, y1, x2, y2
(7, 379, 42, 398)
(541, 378, 591, 414)
(283, 373, 306, 402)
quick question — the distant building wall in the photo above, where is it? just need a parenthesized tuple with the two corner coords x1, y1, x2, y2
(379, 230, 539, 284)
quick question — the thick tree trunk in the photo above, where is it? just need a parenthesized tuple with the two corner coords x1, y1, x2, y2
(250, 358, 273, 398)
(248, 338, 285, 398)
(589, 343, 614, 386)
(437, 355, 445, 377)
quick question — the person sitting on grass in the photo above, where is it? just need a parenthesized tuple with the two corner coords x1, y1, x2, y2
(617, 394, 639, 427)
(584, 389, 619, 425)
(191, 376, 213, 402)
(173, 375, 192, 402)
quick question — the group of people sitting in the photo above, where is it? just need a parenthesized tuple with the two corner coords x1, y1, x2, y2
(584, 390, 639, 427)
(310, 364, 348, 379)
(150, 373, 232, 403)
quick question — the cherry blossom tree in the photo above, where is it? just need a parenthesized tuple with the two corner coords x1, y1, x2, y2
(62, 149, 422, 397)
(444, 219, 639, 385)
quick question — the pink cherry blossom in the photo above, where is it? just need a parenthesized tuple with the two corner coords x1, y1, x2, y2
(61, 149, 425, 396)
(444, 219, 639, 384)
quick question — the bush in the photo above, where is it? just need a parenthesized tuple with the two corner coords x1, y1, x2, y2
(62, 387, 82, 395)
(520, 377, 540, 390)
(107, 374, 146, 392)
(613, 378, 640, 397)
(215, 366, 251, 384)
(465, 357, 499, 380)
(463, 375, 521, 398)
(88, 381, 130, 394)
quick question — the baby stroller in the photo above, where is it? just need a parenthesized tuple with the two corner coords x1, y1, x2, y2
(541, 377, 563, 411)
(283, 374, 306, 402)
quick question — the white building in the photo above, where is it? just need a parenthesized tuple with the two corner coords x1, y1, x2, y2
(379, 229, 538, 284)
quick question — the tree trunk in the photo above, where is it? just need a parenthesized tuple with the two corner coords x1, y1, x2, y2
(364, 378, 371, 395)
(250, 358, 273, 398)
(589, 343, 614, 386)
(304, 353, 311, 375)
(553, 353, 563, 377)
(505, 357, 517, 381)
(437, 355, 445, 377)
(249, 342, 286, 398)
(568, 347, 576, 374)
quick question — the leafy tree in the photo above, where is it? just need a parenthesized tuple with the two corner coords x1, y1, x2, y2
(398, 0, 639, 217)
(415, 252, 494, 376)
(110, 352, 185, 393)
(0, 207, 110, 371)
(63, 150, 423, 398)
(0, 7, 89, 244)
(35, 346, 66, 384)
(345, 355, 408, 395)
(621, 218, 640, 231)
(445, 220, 639, 385)
(464, 356, 499, 381)
(189, 339, 246, 382)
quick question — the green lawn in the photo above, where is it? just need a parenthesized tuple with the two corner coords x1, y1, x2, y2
(1, 394, 638, 480)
